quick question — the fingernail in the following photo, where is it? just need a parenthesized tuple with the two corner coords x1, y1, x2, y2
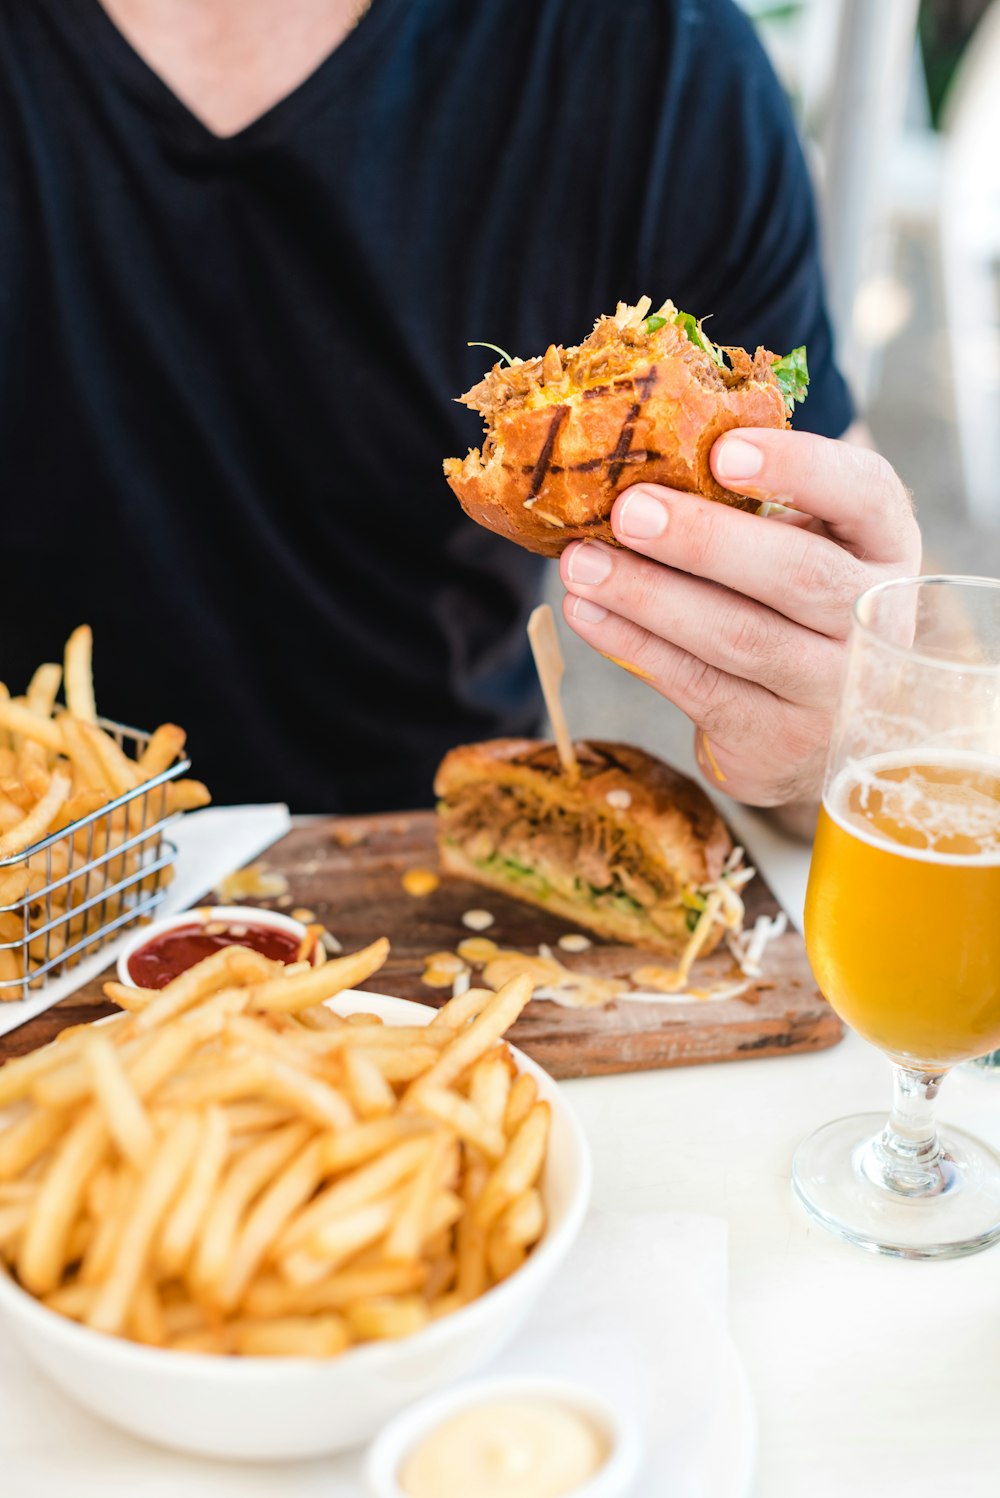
(618, 489, 667, 540)
(715, 436, 763, 483)
(570, 596, 608, 624)
(566, 542, 613, 586)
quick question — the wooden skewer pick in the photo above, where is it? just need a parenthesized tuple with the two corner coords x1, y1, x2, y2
(527, 604, 580, 782)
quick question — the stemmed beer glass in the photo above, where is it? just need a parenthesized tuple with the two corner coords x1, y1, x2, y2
(794, 576, 1000, 1258)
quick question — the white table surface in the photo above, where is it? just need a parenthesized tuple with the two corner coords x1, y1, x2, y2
(6, 796, 1000, 1496)
(568, 801, 1000, 1498)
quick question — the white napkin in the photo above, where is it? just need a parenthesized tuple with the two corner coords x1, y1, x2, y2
(0, 1210, 745, 1498)
(0, 805, 292, 1040)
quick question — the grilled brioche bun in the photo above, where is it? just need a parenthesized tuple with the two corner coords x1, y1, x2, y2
(443, 299, 797, 558)
(435, 737, 736, 956)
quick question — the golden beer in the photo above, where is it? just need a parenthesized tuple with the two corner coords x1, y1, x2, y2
(805, 756, 1000, 1068)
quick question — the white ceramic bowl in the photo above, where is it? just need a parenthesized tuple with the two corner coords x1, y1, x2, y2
(0, 992, 591, 1461)
(115, 904, 310, 988)
(365, 1375, 644, 1498)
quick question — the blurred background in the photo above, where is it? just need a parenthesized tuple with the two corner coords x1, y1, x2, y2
(552, 0, 1000, 789)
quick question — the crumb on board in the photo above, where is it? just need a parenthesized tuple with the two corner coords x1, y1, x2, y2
(215, 865, 289, 901)
(402, 868, 440, 898)
(333, 824, 368, 849)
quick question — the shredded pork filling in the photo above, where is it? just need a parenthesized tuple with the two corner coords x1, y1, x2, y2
(439, 781, 688, 936)
(460, 301, 774, 424)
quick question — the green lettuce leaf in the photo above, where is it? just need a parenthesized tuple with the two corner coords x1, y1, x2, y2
(672, 310, 725, 367)
(771, 346, 809, 412)
(467, 340, 514, 367)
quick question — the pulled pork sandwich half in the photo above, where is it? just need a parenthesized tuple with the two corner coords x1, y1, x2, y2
(443, 297, 809, 558)
(435, 738, 751, 958)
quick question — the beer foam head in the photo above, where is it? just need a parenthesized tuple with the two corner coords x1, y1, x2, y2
(828, 752, 1000, 864)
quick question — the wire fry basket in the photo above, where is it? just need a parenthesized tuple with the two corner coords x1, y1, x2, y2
(0, 719, 189, 1001)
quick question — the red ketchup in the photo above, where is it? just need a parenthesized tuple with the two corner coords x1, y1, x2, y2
(127, 920, 302, 989)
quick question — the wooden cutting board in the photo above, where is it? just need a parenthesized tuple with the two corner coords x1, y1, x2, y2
(0, 811, 841, 1076)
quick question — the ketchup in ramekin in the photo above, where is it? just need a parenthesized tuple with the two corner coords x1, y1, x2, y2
(127, 918, 302, 989)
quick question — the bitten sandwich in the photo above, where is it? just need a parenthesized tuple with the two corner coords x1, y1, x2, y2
(443, 296, 808, 557)
(435, 738, 751, 957)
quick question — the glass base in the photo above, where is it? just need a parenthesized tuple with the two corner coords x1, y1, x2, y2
(792, 1112, 1000, 1259)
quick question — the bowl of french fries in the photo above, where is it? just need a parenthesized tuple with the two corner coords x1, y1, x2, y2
(0, 938, 590, 1460)
(0, 627, 209, 1000)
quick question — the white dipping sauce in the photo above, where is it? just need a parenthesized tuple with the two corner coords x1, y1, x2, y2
(398, 1397, 609, 1498)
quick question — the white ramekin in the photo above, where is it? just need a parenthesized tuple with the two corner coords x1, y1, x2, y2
(115, 904, 310, 988)
(364, 1374, 644, 1498)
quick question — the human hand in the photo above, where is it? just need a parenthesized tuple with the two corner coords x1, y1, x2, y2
(559, 428, 921, 806)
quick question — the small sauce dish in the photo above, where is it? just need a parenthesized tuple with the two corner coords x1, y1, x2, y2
(364, 1374, 643, 1498)
(116, 905, 312, 989)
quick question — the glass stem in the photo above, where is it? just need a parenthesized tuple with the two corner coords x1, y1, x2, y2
(864, 1064, 951, 1198)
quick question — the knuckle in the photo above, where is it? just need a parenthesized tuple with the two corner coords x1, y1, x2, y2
(674, 652, 724, 713)
(718, 601, 776, 670)
(789, 537, 859, 614)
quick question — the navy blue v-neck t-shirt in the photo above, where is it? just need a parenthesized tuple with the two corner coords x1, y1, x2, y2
(0, 0, 852, 811)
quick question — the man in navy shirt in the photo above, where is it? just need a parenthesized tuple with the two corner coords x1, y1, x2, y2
(0, 0, 920, 812)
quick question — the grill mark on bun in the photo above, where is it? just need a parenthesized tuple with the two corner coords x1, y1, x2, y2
(519, 450, 663, 478)
(607, 368, 658, 486)
(527, 405, 570, 500)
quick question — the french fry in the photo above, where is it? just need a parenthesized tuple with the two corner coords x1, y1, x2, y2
(406, 975, 533, 1097)
(280, 1136, 434, 1253)
(293, 1197, 402, 1276)
(456, 1154, 489, 1304)
(63, 626, 97, 723)
(82, 723, 141, 797)
(0, 772, 71, 860)
(137, 723, 186, 778)
(469, 1052, 513, 1131)
(474, 1102, 551, 1232)
(19, 665, 61, 784)
(242, 1261, 426, 1319)
(287, 1024, 449, 1054)
(295, 923, 325, 965)
(429, 986, 494, 1029)
(82, 1032, 156, 1170)
(80, 1167, 136, 1285)
(231, 1315, 350, 1358)
(59, 717, 106, 793)
(44, 1281, 96, 1321)
(384, 1133, 455, 1263)
(129, 946, 268, 1034)
(0, 700, 64, 754)
(0, 1202, 29, 1249)
(320, 1114, 432, 1174)
(422, 1252, 457, 1302)
(158, 1107, 229, 1277)
(128, 1277, 167, 1346)
(494, 1187, 545, 1248)
(87, 1112, 201, 1334)
(246, 937, 390, 1013)
(487, 1232, 527, 1283)
(343, 1047, 397, 1119)
(503, 1071, 538, 1135)
(219, 1137, 325, 1311)
(344, 1296, 429, 1342)
(166, 779, 211, 812)
(409, 1085, 505, 1161)
(191, 1121, 311, 1299)
(0, 942, 550, 1361)
(0, 1028, 88, 1107)
(18, 1109, 108, 1295)
(222, 1101, 295, 1135)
